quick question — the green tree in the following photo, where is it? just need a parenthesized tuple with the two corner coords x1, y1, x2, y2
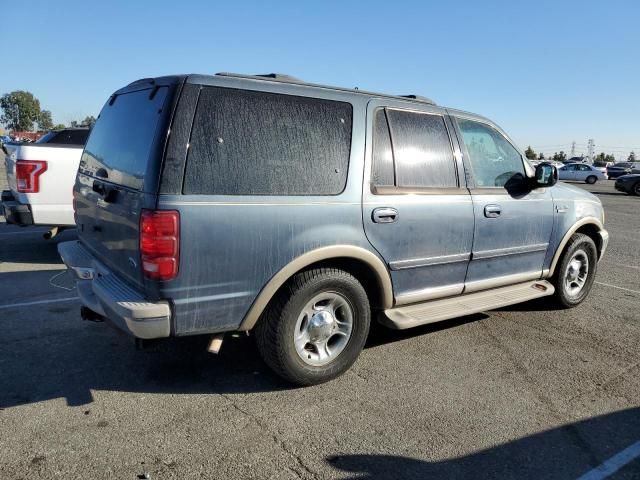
(38, 110, 53, 131)
(53, 123, 66, 130)
(524, 146, 537, 160)
(0, 90, 42, 131)
(552, 151, 567, 162)
(69, 120, 79, 127)
(604, 154, 615, 163)
(82, 115, 96, 127)
(628, 151, 636, 161)
(538, 153, 545, 160)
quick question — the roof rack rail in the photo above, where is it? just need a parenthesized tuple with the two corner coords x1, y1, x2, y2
(216, 72, 304, 84)
(399, 94, 435, 105)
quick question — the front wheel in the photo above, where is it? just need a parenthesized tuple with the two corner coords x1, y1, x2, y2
(632, 182, 640, 196)
(586, 175, 597, 184)
(255, 268, 371, 385)
(552, 233, 598, 308)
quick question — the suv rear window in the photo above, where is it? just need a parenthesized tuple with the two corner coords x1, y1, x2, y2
(183, 87, 353, 195)
(79, 87, 169, 190)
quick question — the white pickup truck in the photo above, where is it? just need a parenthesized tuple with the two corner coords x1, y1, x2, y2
(2, 128, 89, 238)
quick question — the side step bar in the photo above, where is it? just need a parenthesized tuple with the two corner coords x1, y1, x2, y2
(382, 280, 555, 330)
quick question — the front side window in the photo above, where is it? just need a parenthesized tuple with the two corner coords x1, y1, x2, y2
(385, 109, 457, 188)
(184, 87, 353, 195)
(457, 118, 525, 188)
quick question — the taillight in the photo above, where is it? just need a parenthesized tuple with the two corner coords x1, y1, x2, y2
(16, 160, 47, 193)
(140, 209, 180, 280)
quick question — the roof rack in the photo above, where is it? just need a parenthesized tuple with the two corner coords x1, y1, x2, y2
(212, 72, 436, 105)
(399, 94, 435, 105)
(216, 72, 304, 84)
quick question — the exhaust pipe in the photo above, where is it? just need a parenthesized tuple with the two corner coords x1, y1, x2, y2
(43, 226, 59, 240)
(207, 333, 225, 354)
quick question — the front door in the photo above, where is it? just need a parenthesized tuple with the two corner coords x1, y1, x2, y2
(363, 101, 475, 305)
(452, 116, 554, 292)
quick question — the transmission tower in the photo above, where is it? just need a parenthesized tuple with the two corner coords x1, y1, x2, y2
(570, 141, 576, 158)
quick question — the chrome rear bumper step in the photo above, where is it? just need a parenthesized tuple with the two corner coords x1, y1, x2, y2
(382, 280, 555, 330)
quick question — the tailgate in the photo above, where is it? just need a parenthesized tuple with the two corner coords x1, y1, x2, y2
(3, 143, 19, 192)
(75, 84, 175, 290)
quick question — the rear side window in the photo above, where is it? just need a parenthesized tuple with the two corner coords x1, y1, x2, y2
(385, 109, 457, 188)
(184, 87, 353, 195)
(80, 87, 169, 190)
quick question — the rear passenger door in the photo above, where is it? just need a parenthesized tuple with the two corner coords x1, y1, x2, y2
(363, 101, 475, 305)
(452, 116, 554, 292)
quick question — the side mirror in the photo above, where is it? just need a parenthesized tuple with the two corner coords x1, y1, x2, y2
(534, 162, 557, 188)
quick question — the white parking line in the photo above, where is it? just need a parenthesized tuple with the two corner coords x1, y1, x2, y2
(595, 281, 640, 295)
(0, 296, 78, 310)
(577, 440, 640, 480)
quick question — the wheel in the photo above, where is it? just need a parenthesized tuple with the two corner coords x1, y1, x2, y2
(632, 182, 640, 196)
(586, 175, 597, 184)
(255, 268, 371, 385)
(552, 233, 598, 308)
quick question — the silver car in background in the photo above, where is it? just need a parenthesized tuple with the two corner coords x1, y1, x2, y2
(558, 163, 608, 184)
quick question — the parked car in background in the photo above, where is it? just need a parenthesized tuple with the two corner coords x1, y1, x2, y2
(58, 73, 608, 386)
(614, 174, 640, 196)
(1, 135, 13, 148)
(606, 162, 640, 178)
(558, 163, 607, 184)
(1, 127, 90, 238)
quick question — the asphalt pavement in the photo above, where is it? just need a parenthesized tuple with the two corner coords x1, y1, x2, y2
(0, 175, 639, 479)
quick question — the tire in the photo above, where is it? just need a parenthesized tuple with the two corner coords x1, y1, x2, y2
(255, 268, 371, 386)
(586, 175, 597, 184)
(632, 182, 640, 196)
(552, 233, 598, 308)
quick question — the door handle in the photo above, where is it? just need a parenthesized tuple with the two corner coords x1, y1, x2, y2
(484, 204, 502, 218)
(372, 207, 399, 224)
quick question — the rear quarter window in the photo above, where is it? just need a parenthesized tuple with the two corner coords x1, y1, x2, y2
(183, 87, 353, 195)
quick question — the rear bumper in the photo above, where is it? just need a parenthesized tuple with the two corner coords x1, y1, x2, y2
(1, 190, 34, 225)
(57, 240, 171, 339)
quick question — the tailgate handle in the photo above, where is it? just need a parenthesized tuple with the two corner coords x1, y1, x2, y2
(92, 180, 117, 203)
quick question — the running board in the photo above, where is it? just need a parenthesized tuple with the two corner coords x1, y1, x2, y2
(382, 280, 554, 330)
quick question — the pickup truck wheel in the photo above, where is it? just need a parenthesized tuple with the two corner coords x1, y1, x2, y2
(552, 233, 598, 308)
(255, 268, 370, 386)
(586, 175, 597, 184)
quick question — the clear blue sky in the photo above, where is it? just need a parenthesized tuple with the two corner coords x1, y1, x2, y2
(4, 0, 639, 159)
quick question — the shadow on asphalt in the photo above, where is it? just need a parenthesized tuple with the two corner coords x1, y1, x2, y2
(327, 407, 640, 479)
(0, 291, 491, 409)
(0, 228, 76, 264)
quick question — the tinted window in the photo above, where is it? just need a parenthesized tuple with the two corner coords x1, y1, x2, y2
(40, 129, 89, 146)
(386, 109, 457, 188)
(371, 109, 394, 187)
(79, 87, 169, 190)
(457, 119, 525, 187)
(184, 87, 352, 195)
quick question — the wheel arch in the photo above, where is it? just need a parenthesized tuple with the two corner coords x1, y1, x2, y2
(238, 245, 393, 331)
(548, 217, 605, 277)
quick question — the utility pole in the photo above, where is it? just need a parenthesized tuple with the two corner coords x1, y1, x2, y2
(587, 139, 595, 164)
(570, 141, 576, 158)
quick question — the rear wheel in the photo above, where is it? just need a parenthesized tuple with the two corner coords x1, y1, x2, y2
(632, 182, 640, 196)
(552, 233, 598, 308)
(586, 175, 597, 184)
(255, 268, 370, 385)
